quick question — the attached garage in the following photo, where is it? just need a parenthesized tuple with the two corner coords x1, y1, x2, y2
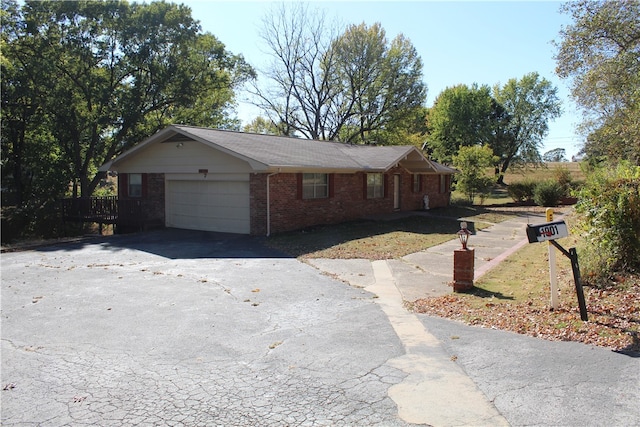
(165, 178, 250, 234)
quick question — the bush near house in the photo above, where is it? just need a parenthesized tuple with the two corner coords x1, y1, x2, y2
(502, 165, 579, 206)
(506, 180, 537, 202)
(533, 180, 565, 207)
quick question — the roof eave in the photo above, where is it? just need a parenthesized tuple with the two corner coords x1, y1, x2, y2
(264, 166, 379, 174)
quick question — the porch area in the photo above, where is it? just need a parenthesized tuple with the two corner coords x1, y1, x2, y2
(61, 196, 161, 233)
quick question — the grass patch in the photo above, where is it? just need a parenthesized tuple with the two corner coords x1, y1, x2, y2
(469, 235, 577, 306)
(410, 234, 640, 353)
(451, 186, 513, 206)
(266, 208, 503, 260)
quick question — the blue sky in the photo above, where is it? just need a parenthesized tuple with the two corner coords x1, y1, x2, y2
(183, 0, 582, 159)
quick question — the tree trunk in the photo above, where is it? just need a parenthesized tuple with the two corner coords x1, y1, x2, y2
(496, 160, 511, 185)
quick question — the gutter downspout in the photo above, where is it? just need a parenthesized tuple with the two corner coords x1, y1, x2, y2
(266, 171, 279, 236)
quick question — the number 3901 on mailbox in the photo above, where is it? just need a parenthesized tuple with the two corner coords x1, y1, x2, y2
(526, 220, 569, 243)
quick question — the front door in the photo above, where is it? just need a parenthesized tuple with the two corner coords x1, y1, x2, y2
(393, 175, 401, 210)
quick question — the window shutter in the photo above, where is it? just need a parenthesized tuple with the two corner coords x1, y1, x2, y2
(120, 174, 128, 198)
(362, 174, 368, 199)
(383, 174, 389, 198)
(141, 174, 148, 198)
(296, 173, 303, 199)
(328, 174, 335, 198)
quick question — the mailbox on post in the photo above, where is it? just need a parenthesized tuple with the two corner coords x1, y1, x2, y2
(525, 218, 588, 321)
(526, 220, 569, 243)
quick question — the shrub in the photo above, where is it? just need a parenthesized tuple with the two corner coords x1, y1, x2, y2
(553, 166, 573, 196)
(450, 194, 473, 206)
(507, 180, 536, 202)
(1, 199, 67, 244)
(477, 176, 495, 205)
(568, 179, 585, 195)
(452, 145, 498, 204)
(575, 162, 640, 278)
(533, 180, 564, 207)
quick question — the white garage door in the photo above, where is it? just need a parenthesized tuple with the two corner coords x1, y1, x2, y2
(166, 180, 250, 234)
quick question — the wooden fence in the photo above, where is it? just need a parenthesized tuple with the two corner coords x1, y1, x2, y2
(61, 197, 145, 232)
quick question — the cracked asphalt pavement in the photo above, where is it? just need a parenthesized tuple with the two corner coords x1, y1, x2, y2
(2, 228, 639, 426)
(2, 230, 408, 426)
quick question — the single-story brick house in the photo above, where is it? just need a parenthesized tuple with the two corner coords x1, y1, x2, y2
(99, 125, 457, 235)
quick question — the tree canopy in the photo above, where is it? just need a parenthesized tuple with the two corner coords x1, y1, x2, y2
(424, 75, 561, 183)
(252, 3, 427, 145)
(1, 0, 254, 208)
(555, 0, 640, 164)
(242, 116, 283, 135)
(543, 148, 567, 162)
(424, 84, 495, 164)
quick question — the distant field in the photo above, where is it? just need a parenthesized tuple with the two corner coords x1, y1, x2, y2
(500, 162, 586, 184)
(452, 162, 587, 205)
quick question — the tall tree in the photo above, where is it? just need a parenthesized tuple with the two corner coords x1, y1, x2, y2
(1, 0, 254, 204)
(251, 2, 338, 140)
(1, 0, 71, 207)
(424, 83, 495, 164)
(331, 23, 427, 144)
(543, 148, 567, 162)
(253, 4, 427, 144)
(554, 0, 640, 164)
(492, 72, 562, 181)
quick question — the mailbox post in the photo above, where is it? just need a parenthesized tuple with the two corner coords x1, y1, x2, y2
(526, 219, 588, 321)
(547, 209, 559, 310)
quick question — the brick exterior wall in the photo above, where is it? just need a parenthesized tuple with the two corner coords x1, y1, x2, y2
(423, 174, 452, 209)
(250, 168, 452, 235)
(119, 171, 452, 235)
(144, 173, 165, 223)
(250, 173, 269, 235)
(117, 173, 165, 225)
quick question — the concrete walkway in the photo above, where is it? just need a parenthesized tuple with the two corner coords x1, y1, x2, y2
(396, 211, 544, 301)
(306, 209, 638, 426)
(307, 210, 546, 302)
(306, 211, 548, 426)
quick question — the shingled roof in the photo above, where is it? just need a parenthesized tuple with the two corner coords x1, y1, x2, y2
(100, 125, 457, 174)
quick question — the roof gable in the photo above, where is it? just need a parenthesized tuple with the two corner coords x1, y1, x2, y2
(100, 125, 455, 174)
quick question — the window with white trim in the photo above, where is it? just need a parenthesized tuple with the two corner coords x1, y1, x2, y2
(367, 173, 384, 199)
(302, 173, 328, 199)
(128, 173, 142, 197)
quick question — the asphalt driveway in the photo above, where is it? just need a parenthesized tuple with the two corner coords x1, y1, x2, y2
(1, 230, 409, 426)
(2, 228, 639, 426)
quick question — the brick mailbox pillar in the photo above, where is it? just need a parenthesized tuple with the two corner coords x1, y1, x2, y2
(453, 248, 475, 292)
(453, 221, 474, 292)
